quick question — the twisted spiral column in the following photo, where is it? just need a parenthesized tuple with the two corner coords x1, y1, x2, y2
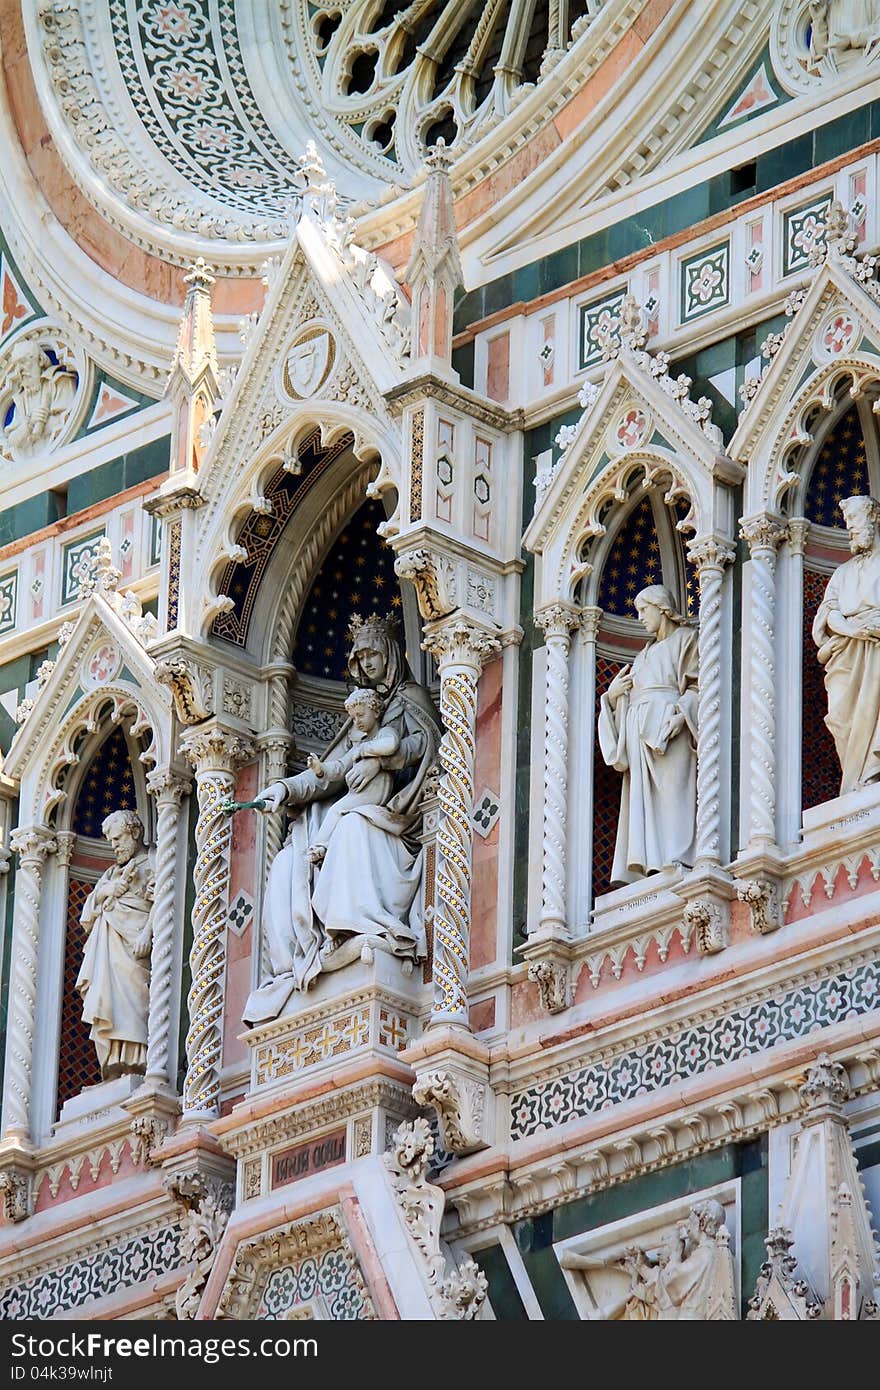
(424, 619, 501, 1028)
(180, 727, 253, 1119)
(534, 604, 580, 937)
(257, 672, 293, 883)
(3, 827, 56, 1139)
(689, 537, 735, 867)
(145, 769, 191, 1087)
(740, 516, 786, 847)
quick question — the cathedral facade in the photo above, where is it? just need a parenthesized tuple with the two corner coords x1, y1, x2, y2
(0, 0, 878, 1321)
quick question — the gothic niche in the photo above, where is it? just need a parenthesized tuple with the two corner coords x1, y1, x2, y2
(799, 399, 879, 810)
(243, 496, 436, 1022)
(56, 724, 147, 1115)
(590, 490, 697, 903)
(0, 335, 79, 463)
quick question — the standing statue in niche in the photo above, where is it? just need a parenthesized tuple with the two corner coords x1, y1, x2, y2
(812, 494, 880, 794)
(243, 615, 441, 1024)
(75, 810, 154, 1080)
(563, 1199, 737, 1320)
(598, 584, 698, 884)
(0, 339, 77, 460)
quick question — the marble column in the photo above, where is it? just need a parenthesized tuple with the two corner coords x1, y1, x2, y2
(2, 827, 56, 1139)
(533, 603, 581, 938)
(740, 514, 787, 849)
(256, 676, 293, 884)
(423, 618, 501, 1028)
(180, 727, 253, 1120)
(688, 536, 735, 868)
(145, 769, 192, 1088)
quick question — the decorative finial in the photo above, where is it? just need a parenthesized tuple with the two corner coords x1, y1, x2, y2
(425, 137, 454, 173)
(184, 257, 215, 292)
(800, 1052, 850, 1113)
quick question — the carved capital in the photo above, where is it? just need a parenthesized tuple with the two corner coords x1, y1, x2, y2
(786, 518, 810, 557)
(687, 535, 736, 574)
(146, 768, 192, 805)
(534, 602, 581, 639)
(411, 1069, 487, 1155)
(53, 831, 76, 871)
(423, 617, 501, 672)
(527, 958, 570, 1014)
(579, 605, 603, 642)
(683, 898, 728, 955)
(737, 879, 782, 935)
(155, 657, 213, 725)
(10, 826, 57, 866)
(394, 548, 457, 622)
(740, 514, 787, 554)
(180, 727, 254, 775)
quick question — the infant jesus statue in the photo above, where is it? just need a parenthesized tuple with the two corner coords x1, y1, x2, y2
(305, 687, 400, 865)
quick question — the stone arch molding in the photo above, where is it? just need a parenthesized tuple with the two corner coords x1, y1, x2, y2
(732, 253, 880, 516)
(193, 179, 410, 633)
(524, 347, 744, 609)
(4, 595, 173, 828)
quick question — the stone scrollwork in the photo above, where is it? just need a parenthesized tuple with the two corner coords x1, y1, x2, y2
(682, 899, 728, 955)
(166, 1172, 233, 1321)
(383, 1119, 487, 1319)
(411, 1070, 486, 1156)
(527, 958, 571, 1014)
(0, 1168, 32, 1224)
(737, 879, 783, 936)
(394, 548, 457, 622)
(156, 657, 214, 726)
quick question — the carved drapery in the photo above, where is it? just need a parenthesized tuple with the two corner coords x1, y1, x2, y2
(423, 619, 500, 1027)
(534, 603, 581, 938)
(3, 827, 56, 1138)
(145, 769, 192, 1087)
(180, 728, 253, 1118)
(740, 516, 787, 848)
(689, 537, 735, 866)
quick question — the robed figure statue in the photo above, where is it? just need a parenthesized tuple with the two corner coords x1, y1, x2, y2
(598, 584, 699, 884)
(812, 494, 880, 795)
(244, 614, 441, 1023)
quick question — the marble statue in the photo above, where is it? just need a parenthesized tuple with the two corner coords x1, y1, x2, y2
(243, 614, 441, 1023)
(812, 494, 880, 794)
(564, 1199, 737, 1320)
(598, 584, 698, 884)
(1, 339, 77, 459)
(809, 0, 880, 68)
(75, 810, 155, 1080)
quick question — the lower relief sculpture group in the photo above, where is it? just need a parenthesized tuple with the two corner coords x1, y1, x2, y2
(72, 499, 880, 1315)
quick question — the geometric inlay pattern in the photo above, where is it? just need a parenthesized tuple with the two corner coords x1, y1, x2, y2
(254, 1003, 409, 1086)
(258, 1243, 373, 1320)
(510, 957, 880, 1139)
(579, 288, 627, 370)
(783, 194, 833, 276)
(681, 242, 730, 322)
(0, 569, 17, 636)
(61, 531, 105, 606)
(0, 1225, 181, 1319)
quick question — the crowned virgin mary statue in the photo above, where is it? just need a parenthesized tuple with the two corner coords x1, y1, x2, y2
(243, 614, 441, 1024)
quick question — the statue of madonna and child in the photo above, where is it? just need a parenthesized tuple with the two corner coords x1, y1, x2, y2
(239, 614, 441, 1024)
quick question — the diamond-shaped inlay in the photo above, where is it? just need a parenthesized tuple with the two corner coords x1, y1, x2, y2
(474, 474, 490, 505)
(783, 194, 833, 276)
(119, 535, 133, 558)
(437, 453, 453, 487)
(538, 341, 554, 364)
(228, 891, 254, 936)
(473, 788, 500, 838)
(681, 242, 730, 322)
(30, 577, 43, 599)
